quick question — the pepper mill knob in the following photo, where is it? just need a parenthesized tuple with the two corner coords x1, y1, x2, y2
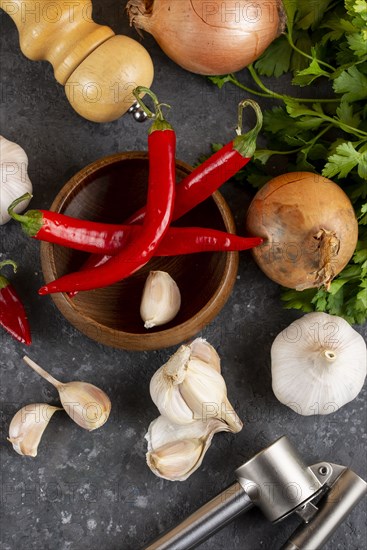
(1, 0, 154, 122)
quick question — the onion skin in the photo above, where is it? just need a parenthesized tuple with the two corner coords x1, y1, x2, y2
(245, 172, 358, 291)
(127, 0, 285, 75)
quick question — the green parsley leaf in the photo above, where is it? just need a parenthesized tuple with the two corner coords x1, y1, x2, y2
(282, 0, 298, 34)
(321, 15, 356, 44)
(255, 36, 292, 78)
(333, 66, 367, 102)
(281, 288, 317, 312)
(336, 101, 361, 127)
(207, 75, 233, 90)
(292, 53, 330, 86)
(296, 0, 335, 30)
(347, 32, 367, 57)
(358, 204, 367, 224)
(323, 142, 367, 178)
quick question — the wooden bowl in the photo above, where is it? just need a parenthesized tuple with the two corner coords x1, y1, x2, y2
(41, 152, 239, 350)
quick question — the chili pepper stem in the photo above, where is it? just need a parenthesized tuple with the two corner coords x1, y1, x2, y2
(133, 86, 173, 133)
(0, 260, 18, 289)
(8, 193, 43, 237)
(233, 99, 263, 158)
(0, 259, 17, 273)
(23, 356, 62, 389)
(7, 193, 33, 221)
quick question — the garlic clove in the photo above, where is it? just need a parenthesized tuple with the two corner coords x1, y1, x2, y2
(149, 342, 243, 432)
(189, 338, 221, 372)
(147, 439, 203, 481)
(140, 270, 181, 329)
(181, 358, 243, 433)
(150, 345, 193, 424)
(145, 415, 229, 481)
(23, 356, 111, 431)
(8, 403, 62, 457)
(271, 312, 367, 416)
(58, 381, 111, 431)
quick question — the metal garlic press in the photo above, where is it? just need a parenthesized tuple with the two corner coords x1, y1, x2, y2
(142, 436, 366, 550)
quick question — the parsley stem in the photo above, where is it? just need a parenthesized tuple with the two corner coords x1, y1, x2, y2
(256, 125, 333, 160)
(226, 75, 272, 98)
(311, 114, 367, 138)
(285, 33, 336, 72)
(311, 124, 334, 143)
(247, 66, 284, 100)
(246, 66, 339, 104)
(256, 147, 302, 157)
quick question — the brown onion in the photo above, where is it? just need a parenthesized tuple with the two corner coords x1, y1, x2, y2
(245, 172, 358, 291)
(127, 0, 285, 75)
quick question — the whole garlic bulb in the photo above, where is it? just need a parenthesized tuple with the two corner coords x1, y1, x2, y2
(0, 136, 32, 225)
(271, 312, 366, 416)
(150, 338, 242, 432)
(146, 415, 229, 481)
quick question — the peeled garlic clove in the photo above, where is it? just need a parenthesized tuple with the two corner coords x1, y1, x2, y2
(149, 342, 243, 432)
(8, 403, 62, 457)
(23, 356, 111, 431)
(190, 338, 221, 372)
(271, 312, 367, 416)
(150, 345, 194, 424)
(145, 415, 229, 481)
(140, 270, 181, 329)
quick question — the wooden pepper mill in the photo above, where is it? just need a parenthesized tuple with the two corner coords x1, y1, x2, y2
(0, 0, 154, 122)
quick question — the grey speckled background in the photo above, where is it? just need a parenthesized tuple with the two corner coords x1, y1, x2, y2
(0, 2, 366, 549)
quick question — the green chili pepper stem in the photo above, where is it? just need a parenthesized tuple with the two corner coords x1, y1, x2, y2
(0, 259, 17, 272)
(7, 193, 33, 220)
(8, 193, 43, 237)
(233, 99, 263, 158)
(133, 86, 173, 133)
(0, 260, 17, 289)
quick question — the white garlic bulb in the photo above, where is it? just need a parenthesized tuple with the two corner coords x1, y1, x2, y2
(8, 403, 62, 457)
(150, 338, 242, 432)
(145, 415, 229, 481)
(140, 271, 181, 329)
(271, 312, 367, 416)
(0, 136, 32, 225)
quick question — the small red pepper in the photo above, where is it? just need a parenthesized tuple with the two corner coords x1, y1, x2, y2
(0, 260, 31, 345)
(39, 87, 176, 295)
(9, 198, 135, 254)
(9, 200, 262, 256)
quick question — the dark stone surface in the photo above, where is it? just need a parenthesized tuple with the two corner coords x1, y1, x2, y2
(0, 3, 366, 550)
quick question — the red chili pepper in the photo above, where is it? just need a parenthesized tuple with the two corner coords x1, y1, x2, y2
(38, 87, 176, 295)
(127, 99, 263, 224)
(0, 260, 31, 345)
(10, 200, 262, 256)
(9, 197, 136, 254)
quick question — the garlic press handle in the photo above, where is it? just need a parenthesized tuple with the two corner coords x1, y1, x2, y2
(281, 468, 367, 550)
(143, 482, 253, 550)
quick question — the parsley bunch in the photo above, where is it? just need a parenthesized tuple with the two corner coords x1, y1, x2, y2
(208, 0, 367, 324)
